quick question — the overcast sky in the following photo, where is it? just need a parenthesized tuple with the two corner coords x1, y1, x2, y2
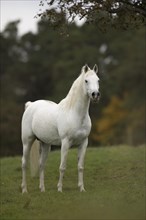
(1, 0, 86, 36)
(1, 0, 41, 35)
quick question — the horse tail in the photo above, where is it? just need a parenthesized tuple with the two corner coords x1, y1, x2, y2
(30, 140, 40, 177)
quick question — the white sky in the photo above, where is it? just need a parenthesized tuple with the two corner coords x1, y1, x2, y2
(0, 0, 41, 35)
(0, 0, 86, 36)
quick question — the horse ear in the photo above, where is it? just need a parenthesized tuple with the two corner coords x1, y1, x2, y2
(93, 64, 98, 74)
(82, 64, 90, 73)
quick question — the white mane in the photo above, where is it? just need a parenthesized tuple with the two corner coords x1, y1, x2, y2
(63, 71, 85, 109)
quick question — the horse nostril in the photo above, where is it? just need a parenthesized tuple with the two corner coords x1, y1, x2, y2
(92, 92, 95, 98)
(97, 92, 100, 97)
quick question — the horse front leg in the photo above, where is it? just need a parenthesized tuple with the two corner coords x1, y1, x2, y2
(78, 138, 88, 192)
(57, 139, 70, 192)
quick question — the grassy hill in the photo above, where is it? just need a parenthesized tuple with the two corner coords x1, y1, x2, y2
(0, 146, 145, 220)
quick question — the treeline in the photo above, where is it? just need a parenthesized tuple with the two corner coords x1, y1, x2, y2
(0, 20, 145, 156)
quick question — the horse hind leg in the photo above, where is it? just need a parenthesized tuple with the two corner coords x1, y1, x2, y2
(39, 143, 50, 192)
(21, 138, 34, 193)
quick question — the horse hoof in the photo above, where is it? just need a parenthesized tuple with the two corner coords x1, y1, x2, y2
(22, 188, 28, 194)
(80, 187, 86, 192)
(39, 185, 45, 192)
(40, 188, 45, 192)
(58, 187, 62, 192)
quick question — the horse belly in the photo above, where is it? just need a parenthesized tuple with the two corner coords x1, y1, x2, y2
(32, 108, 61, 145)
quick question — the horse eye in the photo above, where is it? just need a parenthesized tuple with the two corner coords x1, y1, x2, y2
(85, 80, 88, 84)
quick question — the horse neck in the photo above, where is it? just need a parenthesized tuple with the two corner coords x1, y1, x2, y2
(64, 74, 90, 116)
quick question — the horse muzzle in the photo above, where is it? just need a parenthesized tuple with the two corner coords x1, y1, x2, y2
(91, 91, 101, 103)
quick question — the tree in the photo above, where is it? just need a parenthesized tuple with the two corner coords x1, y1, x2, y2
(92, 96, 128, 145)
(38, 0, 146, 31)
(91, 27, 145, 146)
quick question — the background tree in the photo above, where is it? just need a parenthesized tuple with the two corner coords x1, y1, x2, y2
(38, 0, 146, 32)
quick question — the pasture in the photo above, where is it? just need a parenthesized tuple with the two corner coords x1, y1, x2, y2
(0, 146, 145, 220)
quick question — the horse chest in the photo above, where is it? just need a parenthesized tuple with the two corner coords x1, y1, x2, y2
(72, 129, 87, 143)
(69, 118, 91, 145)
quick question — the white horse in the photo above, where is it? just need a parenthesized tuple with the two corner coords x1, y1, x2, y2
(21, 64, 100, 193)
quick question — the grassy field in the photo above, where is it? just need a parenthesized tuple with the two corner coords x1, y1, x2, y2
(0, 146, 145, 220)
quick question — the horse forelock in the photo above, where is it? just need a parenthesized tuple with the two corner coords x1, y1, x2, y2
(85, 69, 99, 79)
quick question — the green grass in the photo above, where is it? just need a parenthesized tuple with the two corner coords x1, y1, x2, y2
(0, 146, 145, 220)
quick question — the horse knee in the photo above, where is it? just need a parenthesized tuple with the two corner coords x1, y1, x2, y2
(78, 165, 84, 172)
(59, 167, 66, 173)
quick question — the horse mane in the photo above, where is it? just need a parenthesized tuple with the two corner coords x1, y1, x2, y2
(61, 70, 85, 109)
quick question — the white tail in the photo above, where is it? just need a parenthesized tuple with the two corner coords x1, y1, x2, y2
(30, 140, 40, 177)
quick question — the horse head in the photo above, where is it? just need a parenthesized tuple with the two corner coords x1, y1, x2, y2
(82, 64, 101, 103)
